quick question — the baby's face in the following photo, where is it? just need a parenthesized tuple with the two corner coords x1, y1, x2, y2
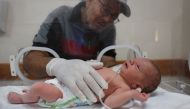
(120, 58, 154, 89)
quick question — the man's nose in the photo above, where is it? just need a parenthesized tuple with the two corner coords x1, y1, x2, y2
(103, 16, 114, 24)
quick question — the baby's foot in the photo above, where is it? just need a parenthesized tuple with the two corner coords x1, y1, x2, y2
(8, 92, 23, 104)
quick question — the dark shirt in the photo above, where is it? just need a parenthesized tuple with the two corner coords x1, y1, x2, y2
(33, 2, 116, 60)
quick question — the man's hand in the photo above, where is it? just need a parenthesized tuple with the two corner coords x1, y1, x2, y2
(46, 58, 108, 102)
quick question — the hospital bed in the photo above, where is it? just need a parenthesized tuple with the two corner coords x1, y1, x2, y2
(2, 45, 190, 109)
(1, 85, 190, 109)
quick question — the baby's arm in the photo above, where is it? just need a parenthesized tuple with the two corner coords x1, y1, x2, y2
(104, 88, 149, 108)
(8, 82, 63, 104)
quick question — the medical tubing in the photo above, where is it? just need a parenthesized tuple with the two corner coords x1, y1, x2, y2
(99, 91, 111, 109)
(98, 65, 136, 109)
(15, 47, 60, 83)
(97, 44, 142, 61)
(99, 66, 120, 109)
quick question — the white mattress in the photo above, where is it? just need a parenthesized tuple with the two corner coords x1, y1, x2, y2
(0, 86, 190, 109)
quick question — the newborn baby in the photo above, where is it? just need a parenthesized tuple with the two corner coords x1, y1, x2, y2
(8, 57, 161, 108)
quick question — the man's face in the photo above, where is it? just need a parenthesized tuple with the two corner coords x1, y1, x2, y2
(85, 0, 121, 31)
(120, 58, 154, 89)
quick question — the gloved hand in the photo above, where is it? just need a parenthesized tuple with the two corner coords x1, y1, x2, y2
(46, 58, 108, 102)
(86, 59, 104, 69)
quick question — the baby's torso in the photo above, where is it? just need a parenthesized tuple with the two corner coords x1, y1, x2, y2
(39, 66, 130, 108)
(97, 67, 130, 99)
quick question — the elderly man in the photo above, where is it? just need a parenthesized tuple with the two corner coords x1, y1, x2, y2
(23, 0, 131, 103)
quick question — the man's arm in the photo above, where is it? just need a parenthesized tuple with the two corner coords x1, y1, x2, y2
(104, 89, 149, 108)
(23, 51, 52, 78)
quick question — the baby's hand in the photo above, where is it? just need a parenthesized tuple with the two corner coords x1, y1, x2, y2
(132, 90, 149, 102)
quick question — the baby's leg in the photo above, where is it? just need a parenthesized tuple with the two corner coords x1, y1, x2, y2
(8, 82, 63, 104)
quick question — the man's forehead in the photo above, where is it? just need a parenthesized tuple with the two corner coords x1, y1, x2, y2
(101, 0, 121, 8)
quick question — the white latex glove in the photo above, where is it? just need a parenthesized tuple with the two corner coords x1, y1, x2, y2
(46, 58, 108, 102)
(86, 59, 104, 69)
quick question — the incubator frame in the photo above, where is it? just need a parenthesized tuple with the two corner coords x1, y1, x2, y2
(9, 44, 143, 83)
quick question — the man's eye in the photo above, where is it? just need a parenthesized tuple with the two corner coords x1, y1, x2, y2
(111, 13, 119, 20)
(102, 7, 110, 16)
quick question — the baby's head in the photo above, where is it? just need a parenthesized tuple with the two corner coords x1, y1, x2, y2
(120, 57, 161, 93)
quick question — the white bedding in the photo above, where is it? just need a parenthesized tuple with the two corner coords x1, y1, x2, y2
(0, 86, 190, 109)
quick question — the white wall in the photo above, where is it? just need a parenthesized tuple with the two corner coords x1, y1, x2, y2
(0, 0, 189, 62)
(182, 0, 190, 58)
(0, 0, 80, 63)
(0, 0, 8, 32)
(116, 0, 184, 59)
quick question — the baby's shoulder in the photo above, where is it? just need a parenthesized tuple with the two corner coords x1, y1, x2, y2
(112, 77, 130, 90)
(114, 86, 130, 94)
